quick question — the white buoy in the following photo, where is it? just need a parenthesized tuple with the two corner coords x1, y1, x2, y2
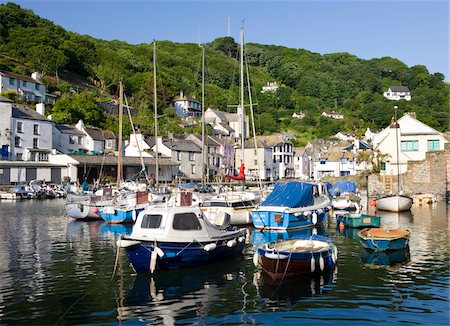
(155, 246, 165, 257)
(304, 210, 311, 216)
(312, 228, 318, 235)
(253, 252, 259, 266)
(312, 212, 318, 225)
(310, 256, 316, 272)
(150, 250, 158, 273)
(132, 209, 136, 222)
(319, 255, 325, 271)
(204, 243, 217, 252)
(227, 239, 237, 247)
(238, 236, 245, 242)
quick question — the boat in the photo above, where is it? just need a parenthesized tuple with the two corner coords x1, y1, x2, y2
(331, 181, 360, 211)
(357, 227, 410, 252)
(376, 109, 413, 212)
(200, 191, 261, 225)
(65, 188, 120, 220)
(253, 234, 337, 280)
(251, 181, 331, 230)
(376, 195, 413, 212)
(251, 225, 327, 247)
(117, 206, 246, 272)
(99, 190, 149, 224)
(0, 189, 17, 200)
(335, 212, 381, 228)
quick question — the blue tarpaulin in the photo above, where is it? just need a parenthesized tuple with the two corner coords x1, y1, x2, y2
(260, 182, 314, 208)
(330, 181, 357, 196)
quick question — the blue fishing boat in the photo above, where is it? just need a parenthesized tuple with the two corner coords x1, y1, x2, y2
(251, 181, 331, 230)
(99, 191, 149, 224)
(253, 234, 337, 280)
(360, 248, 410, 266)
(117, 206, 246, 273)
(251, 225, 327, 246)
(357, 228, 410, 252)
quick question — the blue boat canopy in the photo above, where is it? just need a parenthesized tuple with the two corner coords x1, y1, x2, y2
(330, 181, 357, 196)
(260, 182, 314, 208)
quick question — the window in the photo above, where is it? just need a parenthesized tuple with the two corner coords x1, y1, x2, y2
(33, 124, 39, 135)
(254, 159, 258, 165)
(69, 136, 75, 144)
(320, 158, 327, 164)
(16, 153, 22, 161)
(177, 151, 181, 161)
(380, 161, 386, 171)
(33, 138, 38, 149)
(23, 80, 27, 87)
(427, 140, 440, 151)
(191, 165, 196, 174)
(141, 214, 162, 229)
(17, 122, 23, 133)
(9, 78, 15, 85)
(14, 137, 21, 147)
(78, 136, 82, 145)
(38, 152, 48, 161)
(35, 83, 40, 91)
(172, 213, 201, 230)
(189, 152, 195, 161)
(105, 139, 113, 149)
(401, 140, 418, 152)
(340, 158, 348, 164)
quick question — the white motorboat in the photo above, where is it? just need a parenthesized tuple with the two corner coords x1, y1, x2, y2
(376, 195, 413, 212)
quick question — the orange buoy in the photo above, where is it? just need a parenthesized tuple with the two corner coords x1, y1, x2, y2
(369, 200, 377, 207)
(339, 221, 345, 231)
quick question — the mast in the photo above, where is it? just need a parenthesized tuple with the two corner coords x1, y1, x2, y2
(117, 80, 123, 187)
(201, 45, 206, 186)
(394, 105, 400, 211)
(239, 27, 245, 190)
(153, 40, 159, 187)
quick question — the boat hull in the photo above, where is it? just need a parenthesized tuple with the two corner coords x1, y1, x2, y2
(123, 239, 245, 272)
(377, 195, 413, 212)
(357, 228, 410, 252)
(336, 213, 380, 228)
(65, 203, 103, 220)
(256, 236, 337, 280)
(99, 207, 145, 224)
(252, 209, 327, 230)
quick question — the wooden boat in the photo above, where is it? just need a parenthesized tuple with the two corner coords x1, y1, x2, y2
(252, 181, 331, 230)
(254, 235, 337, 280)
(117, 206, 245, 273)
(376, 195, 413, 212)
(357, 228, 410, 252)
(335, 212, 380, 228)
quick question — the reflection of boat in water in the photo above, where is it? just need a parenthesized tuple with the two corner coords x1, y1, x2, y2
(377, 210, 413, 228)
(337, 227, 360, 240)
(100, 223, 132, 237)
(360, 247, 410, 266)
(251, 225, 327, 246)
(117, 256, 245, 324)
(254, 268, 336, 306)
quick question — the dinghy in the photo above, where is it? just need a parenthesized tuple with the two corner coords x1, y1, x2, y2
(357, 228, 410, 252)
(376, 195, 413, 212)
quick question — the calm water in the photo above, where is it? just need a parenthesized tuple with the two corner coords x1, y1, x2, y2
(0, 199, 448, 325)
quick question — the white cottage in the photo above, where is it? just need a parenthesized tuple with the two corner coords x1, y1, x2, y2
(383, 86, 411, 101)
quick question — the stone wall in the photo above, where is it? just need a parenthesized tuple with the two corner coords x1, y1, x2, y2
(402, 144, 450, 199)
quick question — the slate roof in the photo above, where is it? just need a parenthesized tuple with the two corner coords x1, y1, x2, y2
(0, 70, 43, 84)
(162, 139, 202, 153)
(243, 139, 271, 149)
(389, 86, 410, 92)
(68, 154, 177, 166)
(255, 134, 293, 147)
(0, 95, 13, 102)
(11, 104, 49, 122)
(55, 124, 85, 135)
(85, 128, 117, 140)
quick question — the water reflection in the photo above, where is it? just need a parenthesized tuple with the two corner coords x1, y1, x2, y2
(253, 269, 336, 309)
(251, 225, 327, 246)
(116, 256, 246, 324)
(360, 248, 410, 266)
(378, 210, 413, 229)
(100, 223, 132, 237)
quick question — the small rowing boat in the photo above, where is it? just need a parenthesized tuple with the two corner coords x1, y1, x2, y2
(357, 228, 410, 252)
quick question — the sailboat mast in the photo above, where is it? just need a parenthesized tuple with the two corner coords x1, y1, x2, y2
(117, 80, 123, 187)
(239, 27, 245, 190)
(201, 45, 206, 186)
(153, 40, 159, 187)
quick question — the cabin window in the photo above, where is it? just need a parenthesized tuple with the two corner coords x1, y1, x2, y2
(427, 140, 440, 151)
(173, 213, 202, 230)
(141, 214, 162, 229)
(199, 201, 227, 207)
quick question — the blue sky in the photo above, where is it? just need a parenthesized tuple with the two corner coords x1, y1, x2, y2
(5, 1, 449, 79)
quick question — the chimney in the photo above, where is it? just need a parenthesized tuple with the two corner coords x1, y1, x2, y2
(31, 72, 41, 81)
(76, 120, 85, 131)
(47, 114, 52, 121)
(36, 102, 45, 116)
(180, 91, 184, 98)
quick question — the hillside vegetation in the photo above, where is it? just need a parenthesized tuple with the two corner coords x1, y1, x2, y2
(1, 2, 448, 143)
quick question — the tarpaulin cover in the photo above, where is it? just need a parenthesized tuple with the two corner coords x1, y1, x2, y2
(260, 182, 314, 207)
(330, 181, 357, 196)
(324, 182, 332, 194)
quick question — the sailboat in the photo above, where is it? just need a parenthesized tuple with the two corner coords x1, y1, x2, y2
(199, 27, 262, 225)
(376, 107, 413, 212)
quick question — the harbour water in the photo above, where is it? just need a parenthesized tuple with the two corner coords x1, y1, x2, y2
(0, 199, 448, 325)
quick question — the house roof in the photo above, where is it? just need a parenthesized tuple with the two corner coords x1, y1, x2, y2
(389, 86, 410, 92)
(294, 147, 306, 156)
(55, 124, 85, 136)
(320, 152, 356, 161)
(85, 128, 117, 140)
(0, 95, 13, 103)
(205, 108, 239, 123)
(68, 154, 177, 166)
(256, 134, 293, 147)
(162, 139, 202, 153)
(323, 110, 343, 116)
(173, 94, 200, 104)
(11, 104, 49, 122)
(243, 139, 271, 149)
(0, 70, 43, 84)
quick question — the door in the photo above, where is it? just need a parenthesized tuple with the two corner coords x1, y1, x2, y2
(51, 168, 61, 183)
(0, 168, 10, 184)
(26, 168, 37, 181)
